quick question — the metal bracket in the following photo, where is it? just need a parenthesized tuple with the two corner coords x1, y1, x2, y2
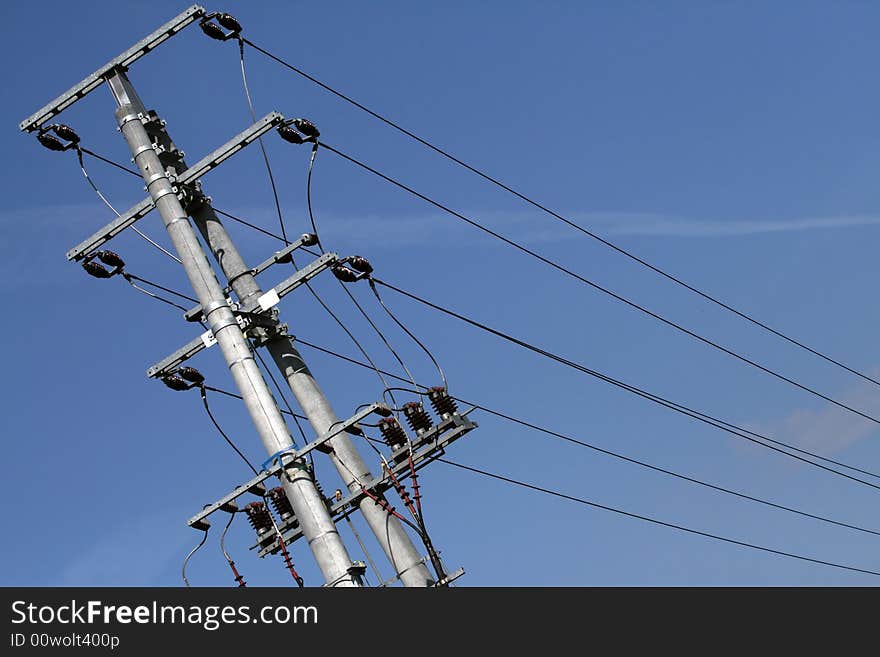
(253, 412, 478, 556)
(20, 5, 206, 132)
(183, 252, 338, 322)
(66, 112, 286, 261)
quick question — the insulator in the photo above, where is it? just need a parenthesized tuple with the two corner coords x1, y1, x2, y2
(268, 487, 295, 521)
(428, 386, 458, 418)
(53, 124, 80, 144)
(379, 417, 407, 450)
(177, 366, 205, 385)
(95, 250, 125, 269)
(403, 402, 433, 434)
(37, 133, 66, 152)
(278, 126, 305, 144)
(244, 502, 274, 535)
(300, 233, 319, 247)
(293, 118, 320, 139)
(332, 266, 359, 283)
(161, 375, 191, 391)
(217, 13, 242, 32)
(199, 20, 227, 40)
(347, 255, 373, 274)
(82, 261, 112, 279)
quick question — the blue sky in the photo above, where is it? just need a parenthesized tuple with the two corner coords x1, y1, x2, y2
(3, 0, 880, 586)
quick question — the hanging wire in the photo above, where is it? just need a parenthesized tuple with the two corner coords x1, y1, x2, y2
(367, 280, 880, 492)
(75, 147, 182, 264)
(240, 37, 880, 392)
(199, 385, 259, 476)
(318, 141, 880, 428)
(220, 511, 247, 587)
(439, 458, 880, 579)
(182, 529, 209, 587)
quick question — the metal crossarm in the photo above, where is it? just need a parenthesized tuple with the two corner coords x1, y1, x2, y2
(66, 112, 285, 261)
(253, 411, 478, 556)
(183, 252, 338, 321)
(20, 5, 206, 132)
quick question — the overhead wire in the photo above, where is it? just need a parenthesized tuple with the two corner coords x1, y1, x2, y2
(75, 146, 182, 265)
(294, 337, 880, 538)
(367, 279, 880, 491)
(233, 36, 401, 404)
(240, 37, 880, 391)
(318, 141, 880, 428)
(439, 458, 880, 579)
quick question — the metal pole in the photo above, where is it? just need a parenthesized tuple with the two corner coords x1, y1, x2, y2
(183, 145, 435, 586)
(106, 69, 360, 587)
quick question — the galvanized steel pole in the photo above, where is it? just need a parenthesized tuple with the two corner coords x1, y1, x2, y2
(106, 69, 360, 587)
(185, 150, 435, 588)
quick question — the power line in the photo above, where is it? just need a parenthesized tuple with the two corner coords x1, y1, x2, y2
(241, 36, 880, 390)
(318, 141, 880, 428)
(439, 458, 880, 578)
(292, 338, 880, 538)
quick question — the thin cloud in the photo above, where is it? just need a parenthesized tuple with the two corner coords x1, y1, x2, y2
(746, 368, 880, 458)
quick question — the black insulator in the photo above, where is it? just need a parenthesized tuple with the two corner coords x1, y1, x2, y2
(332, 266, 359, 283)
(300, 233, 319, 247)
(37, 133, 66, 152)
(293, 118, 320, 139)
(244, 501, 274, 535)
(82, 261, 112, 279)
(347, 255, 373, 275)
(177, 366, 205, 385)
(217, 13, 242, 32)
(95, 250, 125, 269)
(53, 124, 80, 144)
(268, 487, 295, 521)
(161, 375, 191, 391)
(278, 126, 305, 144)
(379, 417, 407, 450)
(428, 386, 458, 417)
(403, 402, 433, 433)
(200, 20, 227, 40)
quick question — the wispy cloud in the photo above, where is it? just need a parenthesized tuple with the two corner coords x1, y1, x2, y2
(746, 368, 880, 458)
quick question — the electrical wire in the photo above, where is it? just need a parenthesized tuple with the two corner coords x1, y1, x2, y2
(240, 37, 880, 391)
(220, 511, 247, 587)
(75, 147, 182, 265)
(237, 38, 288, 243)
(234, 38, 399, 406)
(182, 529, 208, 587)
(121, 273, 191, 314)
(369, 279, 880, 492)
(293, 335, 880, 492)
(318, 141, 880, 428)
(439, 458, 880, 579)
(199, 385, 259, 476)
(295, 338, 880, 540)
(204, 384, 309, 423)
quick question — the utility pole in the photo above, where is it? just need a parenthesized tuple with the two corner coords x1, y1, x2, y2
(158, 93, 436, 588)
(106, 69, 361, 587)
(21, 5, 474, 588)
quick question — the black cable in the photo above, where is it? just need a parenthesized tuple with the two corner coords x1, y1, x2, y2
(238, 38, 288, 244)
(304, 138, 419, 396)
(253, 345, 315, 470)
(371, 279, 880, 491)
(440, 458, 880, 578)
(123, 273, 198, 303)
(75, 147, 182, 265)
(199, 385, 259, 476)
(295, 337, 880, 539)
(80, 147, 140, 177)
(293, 332, 880, 488)
(213, 206, 288, 242)
(367, 278, 447, 389)
(203, 384, 309, 422)
(241, 37, 880, 391)
(121, 273, 191, 314)
(319, 141, 880, 428)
